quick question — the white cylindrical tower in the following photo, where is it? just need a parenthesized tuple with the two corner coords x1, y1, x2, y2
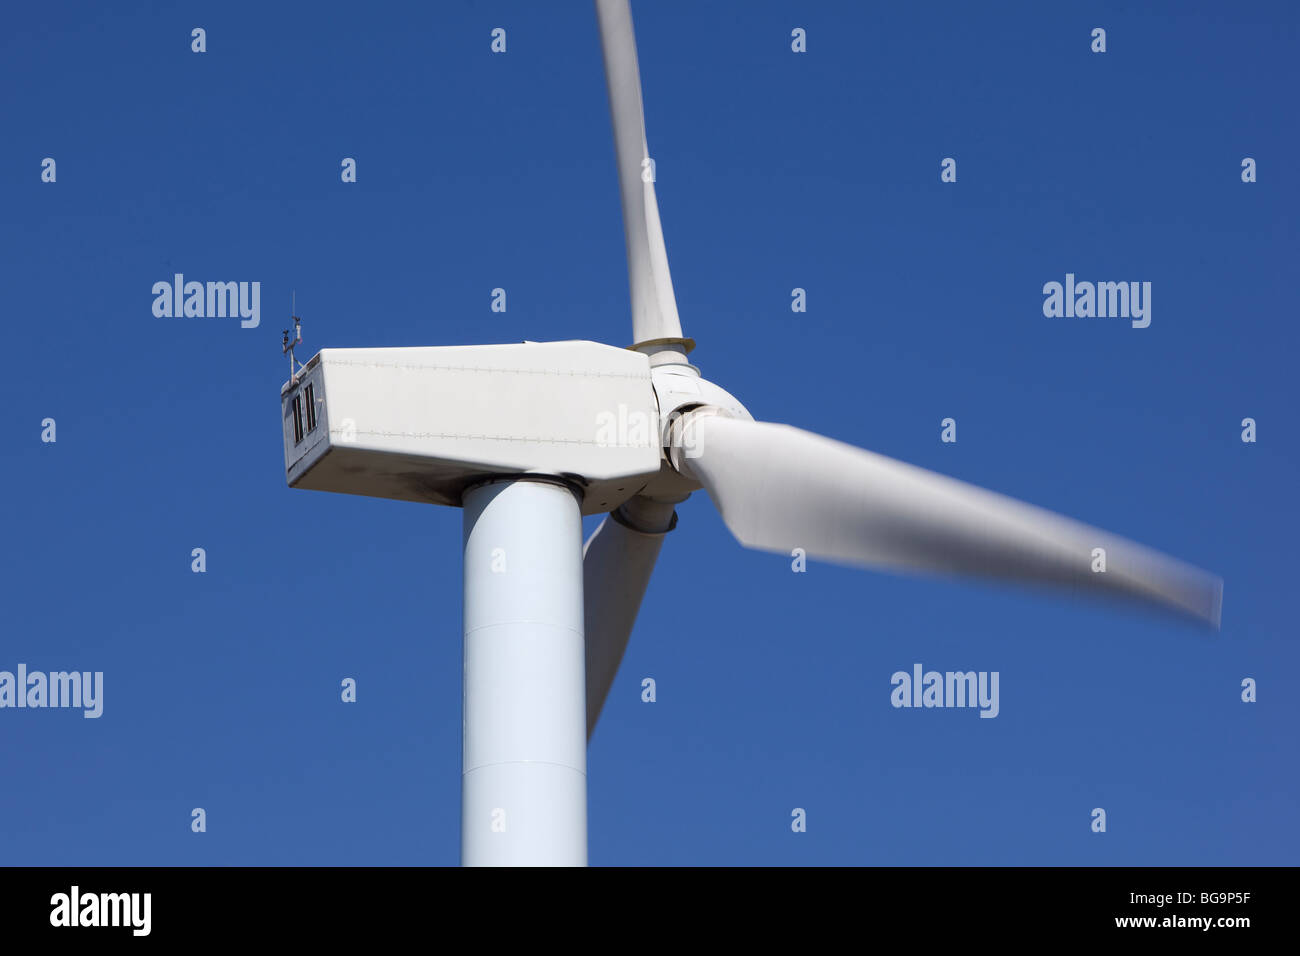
(461, 478, 588, 866)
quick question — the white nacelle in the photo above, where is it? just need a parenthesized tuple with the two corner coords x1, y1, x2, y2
(281, 341, 663, 515)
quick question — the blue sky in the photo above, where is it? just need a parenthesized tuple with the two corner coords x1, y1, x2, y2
(1, 0, 1295, 865)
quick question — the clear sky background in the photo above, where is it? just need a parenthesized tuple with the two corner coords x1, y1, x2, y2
(1, 1, 1295, 866)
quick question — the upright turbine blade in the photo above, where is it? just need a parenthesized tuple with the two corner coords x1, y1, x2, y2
(682, 414, 1223, 628)
(582, 498, 675, 737)
(595, 0, 685, 347)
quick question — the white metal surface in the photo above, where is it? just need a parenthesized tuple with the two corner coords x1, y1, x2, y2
(650, 363, 752, 448)
(679, 411, 1224, 627)
(461, 479, 588, 866)
(582, 496, 676, 738)
(595, 0, 684, 349)
(281, 360, 328, 473)
(282, 340, 662, 515)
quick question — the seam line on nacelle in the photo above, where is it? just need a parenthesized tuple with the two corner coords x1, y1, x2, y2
(326, 359, 648, 380)
(334, 429, 655, 448)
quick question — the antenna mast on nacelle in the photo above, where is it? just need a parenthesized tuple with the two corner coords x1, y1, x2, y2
(282, 291, 304, 384)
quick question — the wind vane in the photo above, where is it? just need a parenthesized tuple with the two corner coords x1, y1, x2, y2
(282, 291, 304, 384)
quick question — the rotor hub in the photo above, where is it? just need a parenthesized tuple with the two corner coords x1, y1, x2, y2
(626, 362, 752, 500)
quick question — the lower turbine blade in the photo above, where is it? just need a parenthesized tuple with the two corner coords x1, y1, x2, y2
(682, 414, 1222, 628)
(583, 498, 675, 737)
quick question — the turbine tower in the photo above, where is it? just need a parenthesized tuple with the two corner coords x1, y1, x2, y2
(279, 0, 1222, 867)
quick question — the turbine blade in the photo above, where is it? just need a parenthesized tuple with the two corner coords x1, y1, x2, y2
(583, 498, 676, 737)
(595, 0, 685, 348)
(682, 414, 1223, 628)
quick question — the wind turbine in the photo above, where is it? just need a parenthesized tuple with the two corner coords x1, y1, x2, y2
(279, 0, 1223, 867)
